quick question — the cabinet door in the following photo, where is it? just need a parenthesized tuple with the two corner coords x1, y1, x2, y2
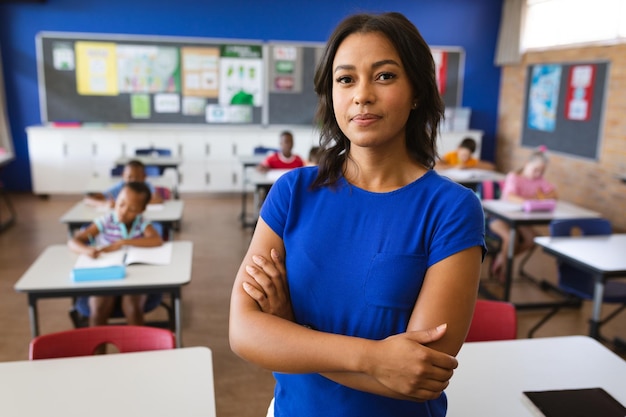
(28, 131, 66, 194)
(90, 133, 123, 179)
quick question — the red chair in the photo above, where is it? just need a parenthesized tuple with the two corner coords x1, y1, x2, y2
(29, 325, 175, 360)
(466, 299, 517, 342)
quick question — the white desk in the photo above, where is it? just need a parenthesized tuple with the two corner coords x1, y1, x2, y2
(85, 175, 177, 195)
(241, 167, 290, 228)
(0, 346, 215, 416)
(437, 168, 506, 186)
(481, 199, 601, 304)
(14, 241, 193, 347)
(239, 155, 268, 228)
(446, 336, 626, 417)
(534, 234, 626, 340)
(59, 200, 184, 237)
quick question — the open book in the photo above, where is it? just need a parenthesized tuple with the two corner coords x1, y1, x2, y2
(71, 243, 173, 282)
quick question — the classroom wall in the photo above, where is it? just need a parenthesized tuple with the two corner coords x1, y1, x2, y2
(0, 0, 503, 192)
(496, 43, 626, 231)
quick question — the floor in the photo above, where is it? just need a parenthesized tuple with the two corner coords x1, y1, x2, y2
(1, 192, 624, 417)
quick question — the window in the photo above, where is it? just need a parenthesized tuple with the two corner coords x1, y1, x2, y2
(522, 0, 626, 50)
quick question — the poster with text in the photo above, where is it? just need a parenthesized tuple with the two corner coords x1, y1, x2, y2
(565, 64, 595, 121)
(75, 41, 118, 96)
(181, 46, 219, 98)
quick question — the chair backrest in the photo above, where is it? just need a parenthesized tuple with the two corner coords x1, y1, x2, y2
(474, 180, 504, 200)
(549, 218, 612, 299)
(135, 147, 172, 157)
(29, 325, 175, 360)
(465, 299, 517, 342)
(253, 146, 277, 155)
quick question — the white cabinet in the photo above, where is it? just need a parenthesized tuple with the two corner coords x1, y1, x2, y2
(26, 125, 482, 195)
(27, 128, 123, 194)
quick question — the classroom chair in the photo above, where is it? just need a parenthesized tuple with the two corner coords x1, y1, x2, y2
(110, 165, 160, 177)
(528, 218, 626, 340)
(253, 146, 278, 155)
(135, 147, 172, 157)
(29, 325, 175, 360)
(465, 299, 517, 342)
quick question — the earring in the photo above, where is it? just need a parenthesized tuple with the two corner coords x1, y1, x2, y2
(411, 102, 417, 110)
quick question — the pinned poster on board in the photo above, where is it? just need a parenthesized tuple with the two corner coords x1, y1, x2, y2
(75, 41, 118, 96)
(431, 49, 447, 95)
(565, 64, 595, 121)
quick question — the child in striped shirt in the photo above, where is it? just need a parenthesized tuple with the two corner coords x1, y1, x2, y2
(68, 181, 163, 327)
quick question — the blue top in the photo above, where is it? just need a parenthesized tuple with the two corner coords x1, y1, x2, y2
(105, 180, 156, 201)
(260, 166, 485, 417)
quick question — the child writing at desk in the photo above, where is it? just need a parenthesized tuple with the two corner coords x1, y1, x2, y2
(489, 146, 557, 281)
(436, 137, 495, 170)
(68, 181, 163, 327)
(84, 159, 163, 207)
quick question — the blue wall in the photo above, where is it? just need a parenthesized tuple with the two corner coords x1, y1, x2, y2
(0, 0, 503, 191)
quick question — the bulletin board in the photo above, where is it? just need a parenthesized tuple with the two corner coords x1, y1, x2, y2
(521, 61, 608, 160)
(36, 32, 466, 126)
(37, 32, 265, 125)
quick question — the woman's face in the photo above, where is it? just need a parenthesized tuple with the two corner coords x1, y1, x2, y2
(331, 32, 414, 152)
(523, 159, 546, 180)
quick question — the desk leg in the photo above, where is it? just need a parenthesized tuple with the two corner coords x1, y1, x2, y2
(240, 166, 248, 225)
(173, 289, 182, 348)
(589, 277, 605, 340)
(27, 294, 40, 338)
(503, 227, 516, 301)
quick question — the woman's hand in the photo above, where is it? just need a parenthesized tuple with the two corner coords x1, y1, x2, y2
(243, 248, 295, 322)
(364, 324, 457, 401)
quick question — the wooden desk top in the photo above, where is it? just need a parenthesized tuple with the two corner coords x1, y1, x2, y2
(0, 347, 216, 417)
(446, 336, 626, 417)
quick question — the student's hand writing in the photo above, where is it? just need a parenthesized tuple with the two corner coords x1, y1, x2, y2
(99, 240, 125, 253)
(365, 324, 457, 401)
(243, 248, 295, 322)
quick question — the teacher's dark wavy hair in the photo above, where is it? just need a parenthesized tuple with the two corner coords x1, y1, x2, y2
(311, 12, 443, 188)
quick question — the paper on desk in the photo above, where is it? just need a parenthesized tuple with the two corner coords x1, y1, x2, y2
(124, 242, 172, 265)
(73, 242, 172, 268)
(74, 251, 126, 268)
(146, 203, 165, 211)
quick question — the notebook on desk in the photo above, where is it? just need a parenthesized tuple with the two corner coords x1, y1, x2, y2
(71, 243, 173, 282)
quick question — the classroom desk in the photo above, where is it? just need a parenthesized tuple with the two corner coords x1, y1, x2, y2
(115, 155, 182, 190)
(446, 336, 626, 417)
(437, 168, 506, 188)
(85, 175, 177, 196)
(534, 234, 626, 341)
(481, 199, 601, 305)
(241, 167, 290, 228)
(238, 155, 266, 227)
(13, 241, 193, 347)
(0, 346, 216, 416)
(59, 199, 184, 237)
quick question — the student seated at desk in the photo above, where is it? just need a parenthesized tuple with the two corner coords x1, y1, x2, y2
(489, 146, 558, 281)
(256, 131, 305, 173)
(68, 182, 163, 328)
(436, 137, 494, 170)
(84, 159, 163, 207)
